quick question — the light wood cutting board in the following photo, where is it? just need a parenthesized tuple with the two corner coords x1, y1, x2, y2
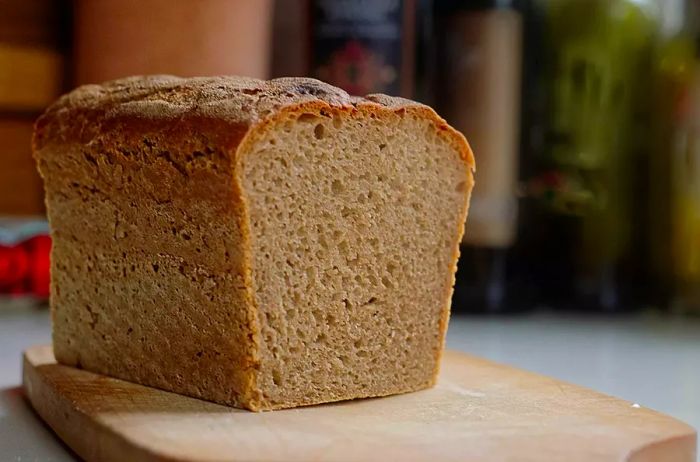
(23, 345, 696, 462)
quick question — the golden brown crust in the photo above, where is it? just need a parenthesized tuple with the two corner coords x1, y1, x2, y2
(35, 75, 474, 411)
(37, 76, 393, 124)
(35, 76, 359, 147)
(35, 75, 474, 167)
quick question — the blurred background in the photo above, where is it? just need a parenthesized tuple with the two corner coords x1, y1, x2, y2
(1, 2, 700, 458)
(2, 0, 699, 317)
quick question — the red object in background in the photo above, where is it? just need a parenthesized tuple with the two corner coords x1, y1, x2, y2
(0, 234, 51, 298)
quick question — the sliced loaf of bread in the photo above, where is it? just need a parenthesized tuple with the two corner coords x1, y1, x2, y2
(34, 76, 474, 411)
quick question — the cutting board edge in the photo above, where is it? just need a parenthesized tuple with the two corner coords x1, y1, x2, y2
(23, 346, 175, 462)
(22, 345, 698, 462)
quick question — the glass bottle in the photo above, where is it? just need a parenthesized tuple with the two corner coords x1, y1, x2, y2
(435, 0, 527, 313)
(649, 0, 700, 314)
(309, 0, 420, 98)
(527, 0, 657, 311)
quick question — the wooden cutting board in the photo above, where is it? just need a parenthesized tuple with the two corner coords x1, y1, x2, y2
(23, 345, 696, 462)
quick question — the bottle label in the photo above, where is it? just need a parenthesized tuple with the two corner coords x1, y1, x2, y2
(440, 10, 522, 247)
(311, 0, 412, 96)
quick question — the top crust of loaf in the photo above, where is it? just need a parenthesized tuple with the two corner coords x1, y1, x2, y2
(34, 75, 474, 171)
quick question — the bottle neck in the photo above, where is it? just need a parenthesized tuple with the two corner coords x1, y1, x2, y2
(656, 0, 689, 38)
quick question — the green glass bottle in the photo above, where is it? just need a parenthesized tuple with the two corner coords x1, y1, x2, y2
(528, 0, 657, 311)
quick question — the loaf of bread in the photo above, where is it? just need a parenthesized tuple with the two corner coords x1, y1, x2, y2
(34, 76, 474, 411)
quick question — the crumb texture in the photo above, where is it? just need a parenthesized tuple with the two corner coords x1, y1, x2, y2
(34, 75, 473, 411)
(242, 107, 469, 408)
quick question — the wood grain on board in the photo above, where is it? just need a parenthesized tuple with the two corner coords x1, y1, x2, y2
(23, 345, 696, 462)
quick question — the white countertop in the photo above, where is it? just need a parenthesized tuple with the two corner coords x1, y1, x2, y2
(1, 301, 699, 461)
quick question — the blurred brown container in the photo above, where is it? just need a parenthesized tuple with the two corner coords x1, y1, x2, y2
(74, 0, 273, 84)
(0, 0, 67, 216)
(0, 44, 63, 112)
(0, 0, 67, 112)
(0, 118, 44, 215)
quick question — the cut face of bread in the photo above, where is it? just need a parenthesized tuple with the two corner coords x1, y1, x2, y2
(34, 76, 474, 411)
(243, 105, 470, 408)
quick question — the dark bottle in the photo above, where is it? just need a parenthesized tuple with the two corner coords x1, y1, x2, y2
(435, 0, 529, 313)
(308, 0, 421, 98)
(525, 0, 657, 312)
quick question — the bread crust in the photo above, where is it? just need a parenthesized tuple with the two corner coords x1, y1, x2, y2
(34, 75, 474, 411)
(35, 75, 474, 167)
